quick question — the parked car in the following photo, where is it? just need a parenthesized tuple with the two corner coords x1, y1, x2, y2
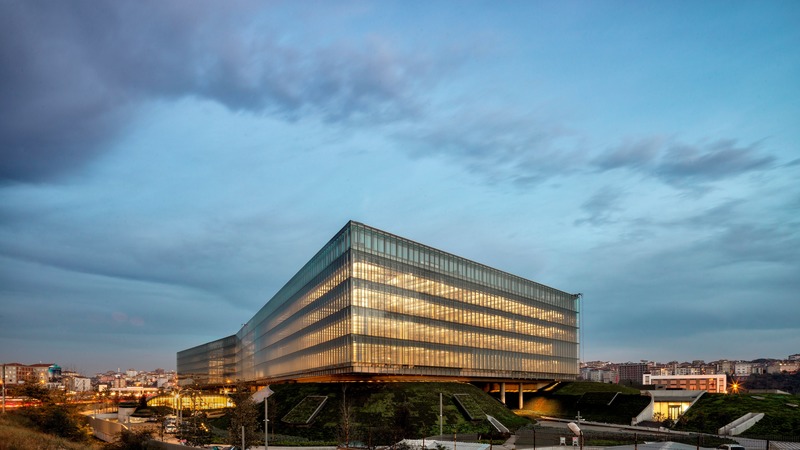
(718, 445, 746, 450)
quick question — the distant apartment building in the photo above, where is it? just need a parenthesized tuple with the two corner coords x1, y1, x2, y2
(734, 362, 753, 376)
(68, 377, 92, 392)
(1, 363, 56, 385)
(618, 363, 649, 384)
(789, 354, 800, 361)
(717, 360, 733, 374)
(643, 373, 727, 393)
(581, 367, 617, 383)
(2, 363, 21, 384)
(649, 367, 671, 376)
(597, 370, 617, 383)
(767, 361, 800, 374)
(674, 366, 702, 376)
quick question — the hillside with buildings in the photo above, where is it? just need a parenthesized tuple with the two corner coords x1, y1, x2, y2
(581, 354, 800, 392)
(1, 362, 177, 406)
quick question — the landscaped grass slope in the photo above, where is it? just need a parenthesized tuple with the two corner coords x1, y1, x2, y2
(259, 382, 529, 445)
(0, 414, 102, 450)
(550, 381, 641, 395)
(673, 393, 800, 436)
(516, 381, 649, 424)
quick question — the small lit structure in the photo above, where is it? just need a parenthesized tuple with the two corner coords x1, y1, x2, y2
(147, 392, 233, 411)
(646, 389, 706, 421)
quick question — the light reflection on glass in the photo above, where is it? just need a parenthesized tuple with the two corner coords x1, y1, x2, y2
(178, 222, 579, 384)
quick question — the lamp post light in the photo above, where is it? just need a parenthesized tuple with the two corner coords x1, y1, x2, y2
(2, 364, 6, 414)
(173, 392, 182, 425)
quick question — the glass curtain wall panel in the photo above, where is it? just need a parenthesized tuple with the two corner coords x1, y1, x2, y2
(349, 222, 579, 380)
(178, 221, 580, 384)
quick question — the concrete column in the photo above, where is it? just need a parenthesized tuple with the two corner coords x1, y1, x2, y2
(500, 383, 506, 405)
(518, 383, 524, 409)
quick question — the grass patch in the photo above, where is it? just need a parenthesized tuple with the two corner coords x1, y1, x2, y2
(453, 394, 485, 421)
(282, 395, 328, 425)
(518, 381, 649, 424)
(0, 414, 102, 450)
(674, 393, 800, 437)
(263, 381, 529, 444)
(552, 382, 640, 395)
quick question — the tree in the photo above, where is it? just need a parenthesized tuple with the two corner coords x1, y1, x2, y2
(177, 411, 213, 447)
(16, 383, 92, 442)
(15, 383, 52, 402)
(229, 383, 260, 449)
(105, 428, 153, 450)
(393, 396, 412, 439)
(339, 385, 354, 447)
(138, 395, 148, 410)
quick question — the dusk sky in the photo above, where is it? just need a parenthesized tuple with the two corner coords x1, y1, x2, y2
(2, 1, 799, 376)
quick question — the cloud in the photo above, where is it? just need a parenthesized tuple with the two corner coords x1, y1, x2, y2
(0, 2, 442, 182)
(666, 195, 800, 266)
(592, 137, 663, 171)
(593, 137, 776, 190)
(657, 139, 775, 185)
(575, 186, 626, 226)
(397, 108, 585, 185)
(0, 3, 135, 182)
(399, 112, 777, 192)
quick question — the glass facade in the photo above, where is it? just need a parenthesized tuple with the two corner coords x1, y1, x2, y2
(177, 335, 237, 385)
(178, 221, 580, 384)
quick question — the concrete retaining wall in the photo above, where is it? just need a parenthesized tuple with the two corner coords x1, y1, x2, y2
(89, 416, 127, 442)
(631, 393, 654, 425)
(718, 412, 764, 435)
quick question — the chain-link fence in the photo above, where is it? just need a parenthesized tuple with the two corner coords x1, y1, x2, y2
(514, 427, 800, 450)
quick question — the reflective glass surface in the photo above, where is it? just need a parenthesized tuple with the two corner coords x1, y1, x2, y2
(178, 221, 579, 384)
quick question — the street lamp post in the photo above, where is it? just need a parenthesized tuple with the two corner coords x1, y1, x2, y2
(2, 364, 6, 414)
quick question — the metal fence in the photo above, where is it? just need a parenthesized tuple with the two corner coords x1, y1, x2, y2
(514, 428, 800, 450)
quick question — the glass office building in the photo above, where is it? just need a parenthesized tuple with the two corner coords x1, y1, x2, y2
(178, 221, 580, 385)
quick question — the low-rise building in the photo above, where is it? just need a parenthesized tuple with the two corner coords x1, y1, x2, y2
(767, 361, 800, 374)
(642, 373, 727, 393)
(618, 363, 649, 384)
(647, 389, 705, 421)
(734, 362, 753, 376)
(717, 360, 733, 374)
(69, 377, 92, 392)
(1, 362, 56, 385)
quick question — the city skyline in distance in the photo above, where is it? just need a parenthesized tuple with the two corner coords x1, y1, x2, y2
(1, 1, 798, 376)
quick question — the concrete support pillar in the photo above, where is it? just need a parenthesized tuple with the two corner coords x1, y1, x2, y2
(518, 383, 524, 409)
(500, 383, 506, 405)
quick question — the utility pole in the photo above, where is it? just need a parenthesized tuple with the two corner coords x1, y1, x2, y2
(439, 393, 443, 436)
(259, 385, 274, 450)
(2, 364, 6, 414)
